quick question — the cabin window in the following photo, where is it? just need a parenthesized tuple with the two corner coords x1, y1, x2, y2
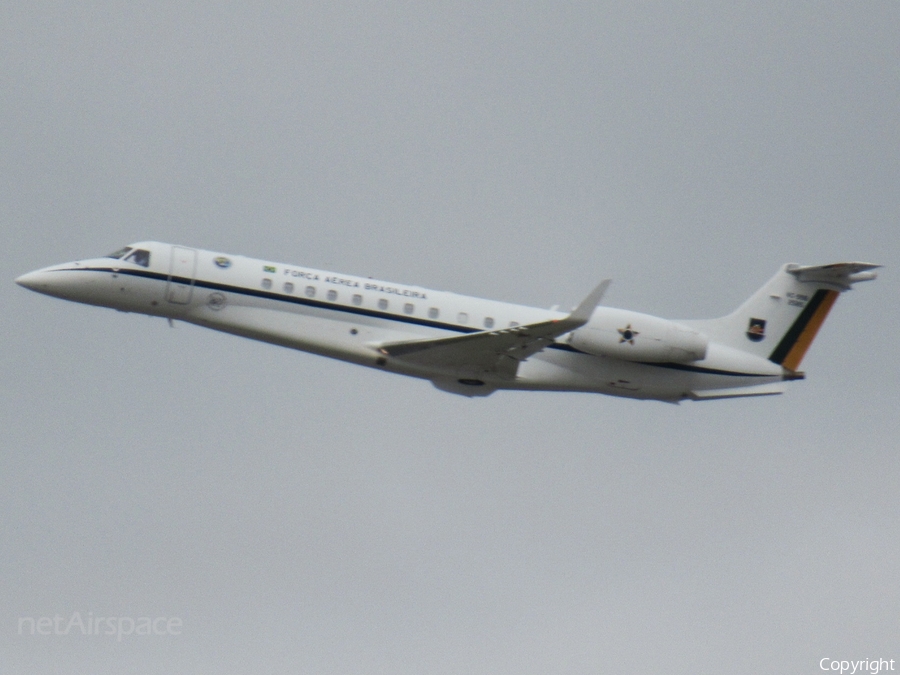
(403, 303, 414, 315)
(283, 282, 294, 294)
(352, 294, 363, 306)
(305, 286, 316, 298)
(261, 278, 273, 290)
(327, 289, 338, 302)
(124, 249, 151, 267)
(509, 321, 519, 328)
(457, 312, 468, 324)
(378, 298, 388, 310)
(484, 317, 495, 329)
(428, 307, 439, 319)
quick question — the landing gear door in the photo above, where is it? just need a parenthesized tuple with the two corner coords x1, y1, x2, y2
(166, 246, 198, 304)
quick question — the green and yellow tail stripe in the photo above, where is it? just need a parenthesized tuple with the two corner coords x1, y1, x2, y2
(768, 289, 840, 370)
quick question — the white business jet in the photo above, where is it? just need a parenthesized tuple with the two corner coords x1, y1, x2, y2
(16, 242, 878, 402)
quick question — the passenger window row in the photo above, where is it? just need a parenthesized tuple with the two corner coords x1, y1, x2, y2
(260, 278, 513, 328)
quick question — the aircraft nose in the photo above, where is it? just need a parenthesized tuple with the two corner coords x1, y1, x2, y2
(15, 270, 47, 291)
(15, 267, 81, 298)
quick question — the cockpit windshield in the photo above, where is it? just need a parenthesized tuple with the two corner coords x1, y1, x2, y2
(106, 246, 150, 267)
(106, 247, 132, 259)
(124, 249, 151, 267)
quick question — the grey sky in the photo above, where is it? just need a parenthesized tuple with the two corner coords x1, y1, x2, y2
(2, 2, 898, 673)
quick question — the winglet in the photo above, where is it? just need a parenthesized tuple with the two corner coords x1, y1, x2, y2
(558, 279, 611, 330)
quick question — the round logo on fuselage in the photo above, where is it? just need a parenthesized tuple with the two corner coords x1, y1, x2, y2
(214, 256, 232, 269)
(207, 292, 227, 310)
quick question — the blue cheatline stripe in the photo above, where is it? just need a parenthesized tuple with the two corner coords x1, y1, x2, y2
(68, 266, 768, 378)
(639, 361, 772, 378)
(76, 266, 482, 333)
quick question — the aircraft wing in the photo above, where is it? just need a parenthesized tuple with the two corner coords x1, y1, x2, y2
(375, 280, 610, 380)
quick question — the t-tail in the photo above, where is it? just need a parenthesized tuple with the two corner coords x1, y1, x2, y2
(686, 262, 880, 376)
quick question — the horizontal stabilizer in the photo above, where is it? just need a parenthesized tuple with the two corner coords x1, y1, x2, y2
(787, 262, 880, 290)
(688, 383, 785, 401)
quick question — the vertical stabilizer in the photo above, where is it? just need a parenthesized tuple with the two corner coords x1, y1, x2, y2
(684, 262, 879, 371)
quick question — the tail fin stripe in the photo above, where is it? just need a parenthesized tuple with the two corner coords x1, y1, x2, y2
(768, 289, 839, 368)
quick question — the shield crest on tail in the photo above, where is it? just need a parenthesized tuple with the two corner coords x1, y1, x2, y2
(746, 318, 766, 342)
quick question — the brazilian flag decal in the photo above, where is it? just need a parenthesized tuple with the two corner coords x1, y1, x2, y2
(768, 289, 839, 370)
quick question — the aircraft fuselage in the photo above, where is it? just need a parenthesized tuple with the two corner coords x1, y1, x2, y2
(16, 241, 836, 402)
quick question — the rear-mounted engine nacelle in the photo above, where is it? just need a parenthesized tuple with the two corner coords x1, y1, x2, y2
(568, 309, 708, 363)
